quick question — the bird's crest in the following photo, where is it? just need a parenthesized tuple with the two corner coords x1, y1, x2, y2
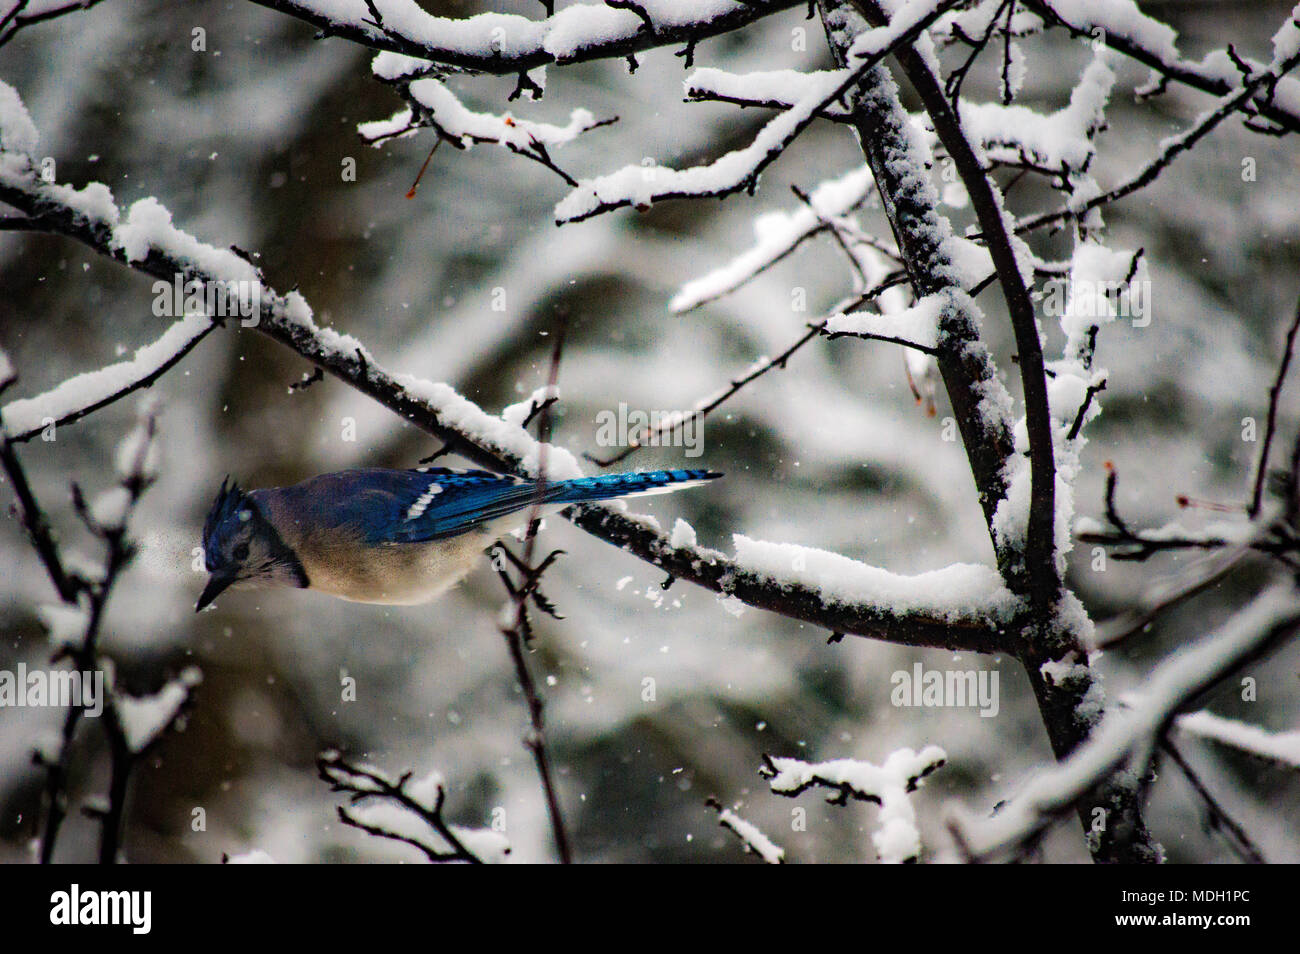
(202, 476, 251, 570)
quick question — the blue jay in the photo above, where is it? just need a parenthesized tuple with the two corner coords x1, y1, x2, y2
(196, 467, 719, 611)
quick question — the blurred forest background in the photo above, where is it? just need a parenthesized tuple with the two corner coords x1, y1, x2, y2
(1, 0, 1298, 862)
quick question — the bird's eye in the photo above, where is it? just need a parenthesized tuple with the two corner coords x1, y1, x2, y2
(233, 542, 250, 561)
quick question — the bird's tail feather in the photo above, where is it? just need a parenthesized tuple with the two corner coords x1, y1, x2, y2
(548, 468, 721, 506)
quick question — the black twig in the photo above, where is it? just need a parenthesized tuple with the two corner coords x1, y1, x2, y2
(1160, 736, 1266, 864)
(288, 366, 324, 393)
(493, 323, 573, 864)
(0, 0, 109, 49)
(1016, 45, 1300, 237)
(586, 320, 828, 467)
(0, 438, 79, 601)
(1065, 378, 1106, 441)
(945, 0, 1010, 101)
(318, 752, 486, 863)
(1249, 297, 1300, 519)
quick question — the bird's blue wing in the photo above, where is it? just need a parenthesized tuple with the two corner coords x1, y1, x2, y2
(277, 467, 719, 545)
(272, 468, 534, 544)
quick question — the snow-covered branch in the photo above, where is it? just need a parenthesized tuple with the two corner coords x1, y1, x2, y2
(683, 50, 1115, 195)
(762, 746, 946, 863)
(110, 668, 201, 755)
(1, 312, 216, 443)
(669, 165, 876, 313)
(951, 584, 1300, 862)
(554, 0, 962, 223)
(359, 76, 616, 186)
(319, 751, 509, 863)
(815, 0, 1020, 563)
(823, 290, 949, 353)
(249, 0, 800, 75)
(1019, 28, 1300, 235)
(813, 0, 1160, 863)
(706, 797, 786, 864)
(0, 88, 1012, 656)
(1175, 711, 1300, 769)
(1025, 0, 1300, 135)
(684, 66, 853, 120)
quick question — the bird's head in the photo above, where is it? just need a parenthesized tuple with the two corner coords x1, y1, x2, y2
(197, 478, 306, 611)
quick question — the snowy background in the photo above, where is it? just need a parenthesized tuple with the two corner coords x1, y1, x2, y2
(1, 0, 1298, 862)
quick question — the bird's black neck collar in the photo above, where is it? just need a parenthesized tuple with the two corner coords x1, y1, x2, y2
(246, 496, 310, 589)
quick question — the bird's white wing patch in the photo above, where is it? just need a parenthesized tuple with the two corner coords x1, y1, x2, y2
(405, 481, 444, 521)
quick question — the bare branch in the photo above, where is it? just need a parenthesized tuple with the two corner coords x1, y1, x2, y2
(318, 752, 495, 863)
(492, 328, 573, 864)
(1249, 297, 1300, 519)
(0, 0, 110, 49)
(1159, 736, 1266, 864)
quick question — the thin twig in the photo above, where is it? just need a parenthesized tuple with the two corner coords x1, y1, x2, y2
(1249, 297, 1300, 519)
(0, 0, 109, 49)
(1015, 45, 1300, 236)
(495, 324, 574, 863)
(1159, 736, 1266, 864)
(319, 752, 485, 863)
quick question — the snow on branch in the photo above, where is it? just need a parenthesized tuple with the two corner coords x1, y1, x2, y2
(950, 584, 1300, 861)
(762, 746, 947, 863)
(0, 0, 111, 49)
(683, 49, 1115, 191)
(706, 797, 785, 864)
(554, 0, 962, 224)
(1176, 711, 1300, 769)
(0, 312, 216, 443)
(669, 165, 875, 313)
(112, 667, 202, 754)
(1019, 29, 1300, 235)
(731, 535, 1021, 624)
(251, 0, 799, 75)
(995, 243, 1143, 574)
(959, 48, 1116, 183)
(1026, 0, 1300, 135)
(359, 76, 615, 185)
(319, 751, 509, 863)
(684, 67, 852, 119)
(0, 86, 1011, 657)
(823, 289, 949, 352)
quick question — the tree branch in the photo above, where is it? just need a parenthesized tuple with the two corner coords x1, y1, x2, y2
(248, 0, 800, 75)
(850, 0, 1059, 614)
(0, 151, 1010, 659)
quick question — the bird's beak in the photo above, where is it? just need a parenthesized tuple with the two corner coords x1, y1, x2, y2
(195, 571, 237, 613)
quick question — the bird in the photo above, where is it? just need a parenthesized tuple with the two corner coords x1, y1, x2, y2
(196, 466, 720, 611)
